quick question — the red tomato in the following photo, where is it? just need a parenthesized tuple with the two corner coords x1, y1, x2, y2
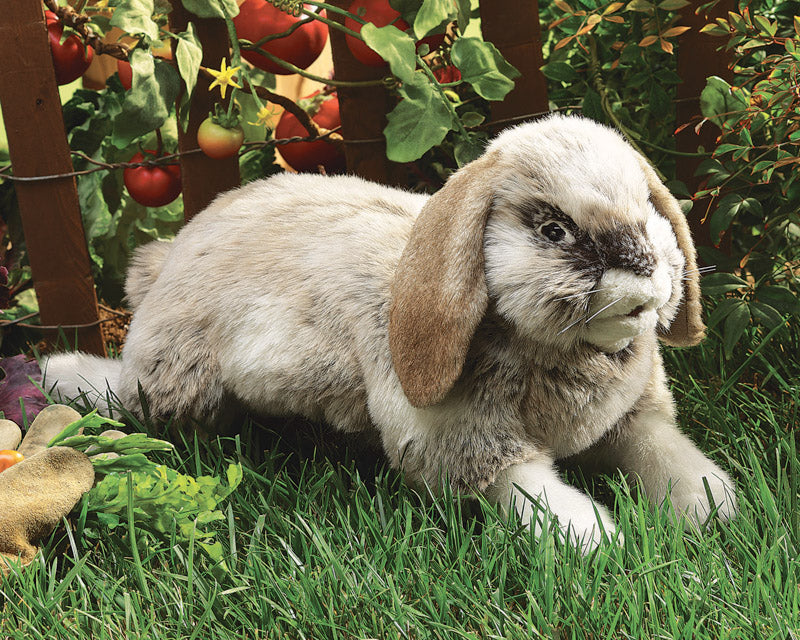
(234, 0, 328, 75)
(345, 0, 409, 66)
(45, 11, 94, 85)
(275, 93, 345, 174)
(344, 0, 445, 66)
(117, 59, 133, 90)
(197, 118, 245, 159)
(0, 450, 24, 473)
(433, 64, 461, 84)
(124, 152, 182, 207)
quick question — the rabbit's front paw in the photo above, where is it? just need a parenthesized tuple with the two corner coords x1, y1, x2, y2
(668, 463, 737, 525)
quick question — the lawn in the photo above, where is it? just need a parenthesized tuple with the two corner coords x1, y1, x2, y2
(0, 323, 797, 640)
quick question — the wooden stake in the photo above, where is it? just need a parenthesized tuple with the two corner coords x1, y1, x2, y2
(479, 2, 549, 129)
(676, 0, 735, 248)
(327, 0, 405, 185)
(0, 1, 104, 354)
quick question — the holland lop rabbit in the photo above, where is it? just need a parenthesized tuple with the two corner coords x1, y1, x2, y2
(45, 115, 736, 549)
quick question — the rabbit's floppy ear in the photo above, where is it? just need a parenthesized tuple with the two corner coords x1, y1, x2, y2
(638, 157, 705, 346)
(389, 152, 502, 407)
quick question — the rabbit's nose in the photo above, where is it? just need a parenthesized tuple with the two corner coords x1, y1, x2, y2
(590, 267, 668, 319)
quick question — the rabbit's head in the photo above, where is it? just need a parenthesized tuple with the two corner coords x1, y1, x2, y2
(389, 115, 704, 407)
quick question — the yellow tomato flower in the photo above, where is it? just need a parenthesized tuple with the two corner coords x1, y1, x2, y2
(248, 105, 274, 127)
(207, 58, 241, 100)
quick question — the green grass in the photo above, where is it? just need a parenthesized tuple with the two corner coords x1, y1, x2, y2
(1, 327, 798, 639)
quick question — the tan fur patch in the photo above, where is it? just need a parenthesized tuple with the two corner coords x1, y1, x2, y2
(638, 157, 705, 346)
(389, 153, 503, 407)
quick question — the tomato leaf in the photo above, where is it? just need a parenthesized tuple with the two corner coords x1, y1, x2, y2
(455, 0, 471, 33)
(112, 51, 181, 148)
(385, 75, 454, 162)
(361, 23, 416, 82)
(451, 38, 519, 101)
(454, 132, 487, 167)
(109, 0, 160, 41)
(175, 23, 203, 98)
(413, 0, 454, 39)
(180, 0, 239, 20)
(0, 356, 48, 426)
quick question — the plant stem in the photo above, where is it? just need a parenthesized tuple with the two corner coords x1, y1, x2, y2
(416, 56, 471, 141)
(304, 1, 366, 24)
(127, 472, 152, 600)
(237, 41, 387, 87)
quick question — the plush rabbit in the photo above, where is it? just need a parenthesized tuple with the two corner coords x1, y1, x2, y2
(45, 114, 736, 548)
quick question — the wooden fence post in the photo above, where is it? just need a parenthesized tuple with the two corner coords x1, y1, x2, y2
(676, 0, 736, 247)
(479, 2, 549, 128)
(169, 7, 241, 221)
(327, 0, 405, 185)
(0, 1, 104, 354)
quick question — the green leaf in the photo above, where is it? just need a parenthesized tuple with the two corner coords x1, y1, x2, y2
(460, 111, 485, 128)
(175, 23, 203, 98)
(109, 0, 160, 41)
(658, 0, 690, 9)
(48, 410, 125, 447)
(451, 38, 519, 101)
(413, 0, 454, 38)
(706, 297, 744, 330)
(749, 302, 785, 329)
(581, 89, 604, 121)
(756, 286, 800, 316)
(112, 51, 181, 148)
(723, 300, 750, 358)
(700, 76, 748, 129)
(455, 0, 470, 33)
(91, 453, 158, 474)
(453, 132, 486, 167)
(700, 271, 749, 296)
(649, 84, 671, 118)
(180, 0, 239, 19)
(709, 194, 762, 241)
(361, 23, 416, 82)
(541, 61, 580, 83)
(385, 75, 454, 162)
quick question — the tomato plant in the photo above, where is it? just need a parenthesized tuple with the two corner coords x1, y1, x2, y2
(275, 92, 344, 173)
(45, 10, 94, 85)
(233, 0, 328, 75)
(123, 152, 182, 207)
(0, 450, 24, 473)
(197, 117, 244, 159)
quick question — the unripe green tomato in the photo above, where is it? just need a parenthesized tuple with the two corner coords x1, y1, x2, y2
(197, 118, 245, 159)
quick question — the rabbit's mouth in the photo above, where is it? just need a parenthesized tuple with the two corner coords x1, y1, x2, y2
(584, 308, 658, 353)
(626, 305, 646, 318)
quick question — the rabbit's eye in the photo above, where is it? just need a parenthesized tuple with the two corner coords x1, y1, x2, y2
(540, 222, 571, 243)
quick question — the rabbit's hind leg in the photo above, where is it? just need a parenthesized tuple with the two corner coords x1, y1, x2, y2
(118, 314, 225, 425)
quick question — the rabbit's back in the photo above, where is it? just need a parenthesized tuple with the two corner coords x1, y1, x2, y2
(121, 173, 428, 428)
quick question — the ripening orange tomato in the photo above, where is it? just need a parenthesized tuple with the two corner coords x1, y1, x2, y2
(0, 449, 24, 472)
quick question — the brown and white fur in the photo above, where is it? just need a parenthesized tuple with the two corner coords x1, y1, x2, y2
(44, 115, 736, 549)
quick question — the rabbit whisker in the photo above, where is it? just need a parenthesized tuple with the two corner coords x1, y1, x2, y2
(553, 288, 606, 302)
(583, 297, 625, 326)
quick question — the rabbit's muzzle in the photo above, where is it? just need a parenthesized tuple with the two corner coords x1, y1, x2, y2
(584, 265, 672, 352)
